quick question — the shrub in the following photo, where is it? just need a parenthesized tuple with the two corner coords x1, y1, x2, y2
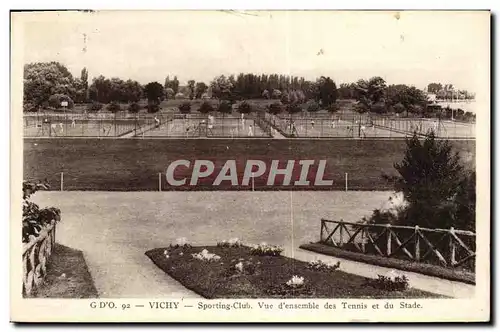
(285, 103, 302, 115)
(267, 102, 283, 115)
(307, 101, 320, 112)
(238, 101, 252, 114)
(391, 132, 470, 229)
(128, 102, 140, 113)
(364, 274, 409, 292)
(107, 101, 122, 113)
(198, 101, 214, 114)
(22, 180, 61, 243)
(280, 92, 290, 104)
(250, 243, 284, 256)
(146, 104, 160, 113)
(88, 102, 103, 112)
(218, 100, 232, 115)
(393, 103, 406, 114)
(307, 260, 340, 272)
(48, 94, 74, 110)
(179, 102, 191, 114)
(23, 103, 38, 112)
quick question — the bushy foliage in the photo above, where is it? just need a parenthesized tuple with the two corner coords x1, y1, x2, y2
(268, 102, 283, 115)
(285, 103, 302, 115)
(179, 102, 191, 114)
(24, 62, 79, 107)
(23, 103, 38, 113)
(393, 102, 406, 114)
(307, 101, 320, 112)
(48, 94, 74, 109)
(198, 101, 214, 114)
(307, 260, 340, 272)
(327, 103, 339, 113)
(250, 243, 284, 256)
(128, 102, 140, 113)
(280, 92, 290, 104)
(107, 101, 122, 113)
(88, 101, 103, 112)
(146, 104, 160, 113)
(217, 100, 232, 115)
(88, 76, 142, 103)
(238, 101, 252, 114)
(364, 274, 409, 291)
(367, 132, 475, 231)
(144, 82, 165, 104)
(314, 76, 338, 107)
(22, 181, 61, 243)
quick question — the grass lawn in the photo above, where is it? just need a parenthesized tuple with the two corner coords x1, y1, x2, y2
(24, 138, 475, 191)
(145, 245, 442, 299)
(30, 244, 98, 298)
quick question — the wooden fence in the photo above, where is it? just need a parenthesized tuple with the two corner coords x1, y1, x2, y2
(320, 219, 475, 270)
(22, 221, 56, 296)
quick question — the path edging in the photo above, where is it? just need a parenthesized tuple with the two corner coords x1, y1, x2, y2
(299, 242, 475, 285)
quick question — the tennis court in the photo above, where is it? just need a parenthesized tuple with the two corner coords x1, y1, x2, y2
(23, 113, 174, 138)
(267, 113, 475, 139)
(23, 118, 155, 137)
(140, 116, 270, 138)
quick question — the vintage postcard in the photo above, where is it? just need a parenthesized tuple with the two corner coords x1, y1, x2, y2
(10, 10, 490, 323)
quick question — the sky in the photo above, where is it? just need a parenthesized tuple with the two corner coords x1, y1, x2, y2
(15, 10, 490, 95)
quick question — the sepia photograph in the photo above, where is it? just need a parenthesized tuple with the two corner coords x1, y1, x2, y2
(10, 10, 490, 323)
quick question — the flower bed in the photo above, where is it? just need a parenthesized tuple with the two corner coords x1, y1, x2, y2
(145, 244, 441, 299)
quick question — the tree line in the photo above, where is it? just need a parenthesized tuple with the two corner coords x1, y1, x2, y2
(23, 61, 475, 119)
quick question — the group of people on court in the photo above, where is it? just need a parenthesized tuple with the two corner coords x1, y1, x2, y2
(43, 118, 77, 135)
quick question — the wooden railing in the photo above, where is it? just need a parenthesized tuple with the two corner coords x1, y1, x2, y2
(22, 221, 57, 296)
(320, 219, 475, 269)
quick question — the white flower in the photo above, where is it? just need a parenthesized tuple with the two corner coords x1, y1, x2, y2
(179, 252, 184, 256)
(165, 255, 170, 259)
(286, 275, 305, 287)
(192, 249, 221, 262)
(235, 262, 244, 273)
(163, 250, 169, 256)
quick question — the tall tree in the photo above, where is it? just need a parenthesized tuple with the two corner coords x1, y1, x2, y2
(171, 76, 180, 94)
(210, 75, 234, 100)
(391, 132, 472, 230)
(426, 83, 443, 94)
(24, 62, 76, 108)
(314, 76, 338, 107)
(144, 82, 165, 105)
(80, 67, 89, 102)
(355, 76, 387, 113)
(187, 80, 196, 100)
(195, 82, 208, 99)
